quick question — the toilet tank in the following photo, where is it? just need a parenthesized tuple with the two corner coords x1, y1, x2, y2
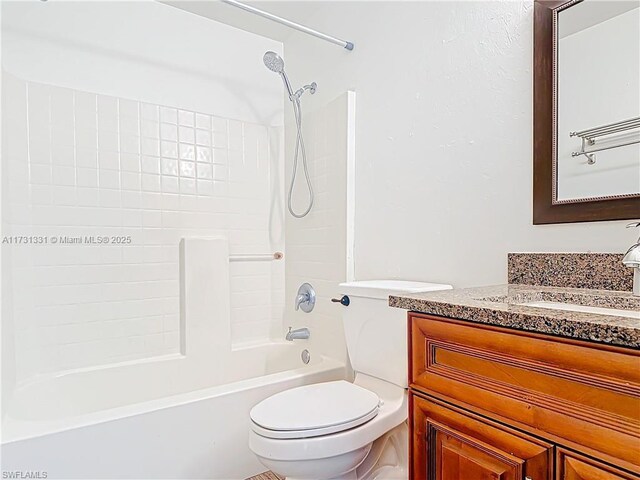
(339, 280, 452, 388)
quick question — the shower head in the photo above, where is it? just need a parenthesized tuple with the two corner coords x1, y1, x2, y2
(263, 51, 294, 99)
(263, 51, 285, 73)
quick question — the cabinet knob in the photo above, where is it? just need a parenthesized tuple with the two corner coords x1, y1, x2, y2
(525, 477, 533, 480)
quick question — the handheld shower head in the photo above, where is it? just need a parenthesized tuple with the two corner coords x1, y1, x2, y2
(263, 51, 284, 73)
(263, 51, 294, 99)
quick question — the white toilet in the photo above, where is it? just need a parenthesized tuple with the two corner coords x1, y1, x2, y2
(248, 280, 452, 480)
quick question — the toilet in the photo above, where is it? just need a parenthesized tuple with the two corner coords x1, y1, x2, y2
(248, 280, 452, 480)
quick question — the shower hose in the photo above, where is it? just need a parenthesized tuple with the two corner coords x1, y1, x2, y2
(288, 95, 314, 218)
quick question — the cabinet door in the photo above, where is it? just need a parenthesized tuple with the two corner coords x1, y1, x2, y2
(557, 449, 638, 480)
(411, 393, 552, 480)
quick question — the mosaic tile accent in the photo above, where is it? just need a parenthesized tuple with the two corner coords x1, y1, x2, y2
(507, 253, 633, 291)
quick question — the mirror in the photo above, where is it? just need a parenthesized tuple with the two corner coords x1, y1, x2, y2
(533, 0, 640, 224)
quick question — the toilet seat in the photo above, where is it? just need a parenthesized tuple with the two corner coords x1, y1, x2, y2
(250, 380, 380, 439)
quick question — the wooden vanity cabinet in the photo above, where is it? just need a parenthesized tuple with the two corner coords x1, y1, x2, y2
(408, 313, 640, 480)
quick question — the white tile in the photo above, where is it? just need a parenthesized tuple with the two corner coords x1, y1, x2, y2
(160, 107, 177, 124)
(213, 131, 228, 149)
(179, 161, 195, 178)
(141, 103, 159, 122)
(195, 113, 211, 130)
(160, 123, 177, 142)
(119, 99, 138, 119)
(161, 158, 179, 176)
(99, 169, 120, 189)
(179, 178, 196, 195)
(179, 143, 195, 161)
(121, 171, 141, 191)
(52, 186, 76, 206)
(141, 120, 159, 139)
(196, 146, 212, 163)
(76, 128, 97, 151)
(212, 117, 228, 132)
(141, 174, 161, 192)
(178, 126, 195, 144)
(197, 179, 214, 196)
(51, 126, 74, 148)
(213, 148, 229, 164)
(120, 134, 140, 154)
(178, 110, 195, 127)
(161, 141, 178, 159)
(76, 148, 98, 168)
(52, 166, 75, 186)
(141, 156, 160, 174)
(98, 150, 120, 170)
(98, 130, 119, 152)
(97, 95, 118, 131)
(120, 153, 140, 172)
(196, 163, 213, 179)
(119, 115, 139, 135)
(77, 167, 98, 187)
(161, 176, 179, 193)
(141, 138, 160, 157)
(7, 83, 283, 375)
(75, 91, 97, 114)
(195, 129, 211, 146)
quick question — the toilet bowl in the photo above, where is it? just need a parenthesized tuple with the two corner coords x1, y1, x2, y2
(248, 280, 452, 480)
(250, 375, 406, 480)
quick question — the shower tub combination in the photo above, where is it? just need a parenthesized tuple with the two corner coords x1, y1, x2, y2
(2, 343, 345, 479)
(1, 238, 346, 479)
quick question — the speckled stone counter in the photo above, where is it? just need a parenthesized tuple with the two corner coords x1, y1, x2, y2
(508, 253, 632, 291)
(390, 284, 640, 349)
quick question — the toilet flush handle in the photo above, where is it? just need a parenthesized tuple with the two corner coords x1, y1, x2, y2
(331, 295, 350, 306)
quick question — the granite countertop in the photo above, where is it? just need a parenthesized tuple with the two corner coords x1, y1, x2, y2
(390, 284, 640, 349)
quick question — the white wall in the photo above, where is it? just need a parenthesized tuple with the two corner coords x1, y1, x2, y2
(1, 0, 284, 126)
(1, 1, 285, 382)
(283, 1, 638, 289)
(284, 92, 355, 366)
(557, 8, 640, 201)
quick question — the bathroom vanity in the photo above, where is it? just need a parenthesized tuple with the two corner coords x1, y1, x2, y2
(393, 255, 640, 479)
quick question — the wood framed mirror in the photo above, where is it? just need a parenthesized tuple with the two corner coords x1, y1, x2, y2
(533, 0, 640, 224)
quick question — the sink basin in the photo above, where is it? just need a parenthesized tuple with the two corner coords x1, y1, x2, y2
(521, 301, 640, 319)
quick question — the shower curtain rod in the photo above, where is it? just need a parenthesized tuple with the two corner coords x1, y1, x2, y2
(220, 0, 354, 50)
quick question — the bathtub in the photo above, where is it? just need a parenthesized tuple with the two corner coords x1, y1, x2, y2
(1, 343, 346, 479)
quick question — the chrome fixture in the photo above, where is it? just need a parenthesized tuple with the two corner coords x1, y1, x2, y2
(622, 222, 640, 296)
(301, 349, 311, 364)
(295, 283, 316, 312)
(229, 252, 283, 262)
(221, 0, 354, 50)
(570, 117, 640, 165)
(286, 327, 311, 341)
(263, 51, 316, 218)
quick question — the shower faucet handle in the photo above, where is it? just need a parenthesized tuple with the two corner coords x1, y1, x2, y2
(295, 283, 316, 313)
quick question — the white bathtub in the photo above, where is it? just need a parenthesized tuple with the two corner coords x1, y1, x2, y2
(1, 343, 346, 479)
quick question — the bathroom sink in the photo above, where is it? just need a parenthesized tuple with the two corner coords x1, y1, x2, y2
(520, 301, 640, 319)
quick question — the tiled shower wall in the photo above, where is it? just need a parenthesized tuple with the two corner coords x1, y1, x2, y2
(2, 74, 284, 381)
(284, 92, 354, 366)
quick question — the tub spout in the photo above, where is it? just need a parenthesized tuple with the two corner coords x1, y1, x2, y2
(286, 327, 310, 341)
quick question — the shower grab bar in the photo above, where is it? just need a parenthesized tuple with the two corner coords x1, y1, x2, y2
(220, 0, 354, 51)
(229, 252, 284, 262)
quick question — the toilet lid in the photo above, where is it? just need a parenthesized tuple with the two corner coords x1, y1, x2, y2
(250, 381, 380, 439)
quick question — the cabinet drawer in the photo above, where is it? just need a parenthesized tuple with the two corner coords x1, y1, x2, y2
(411, 393, 552, 480)
(557, 448, 638, 480)
(410, 313, 640, 472)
